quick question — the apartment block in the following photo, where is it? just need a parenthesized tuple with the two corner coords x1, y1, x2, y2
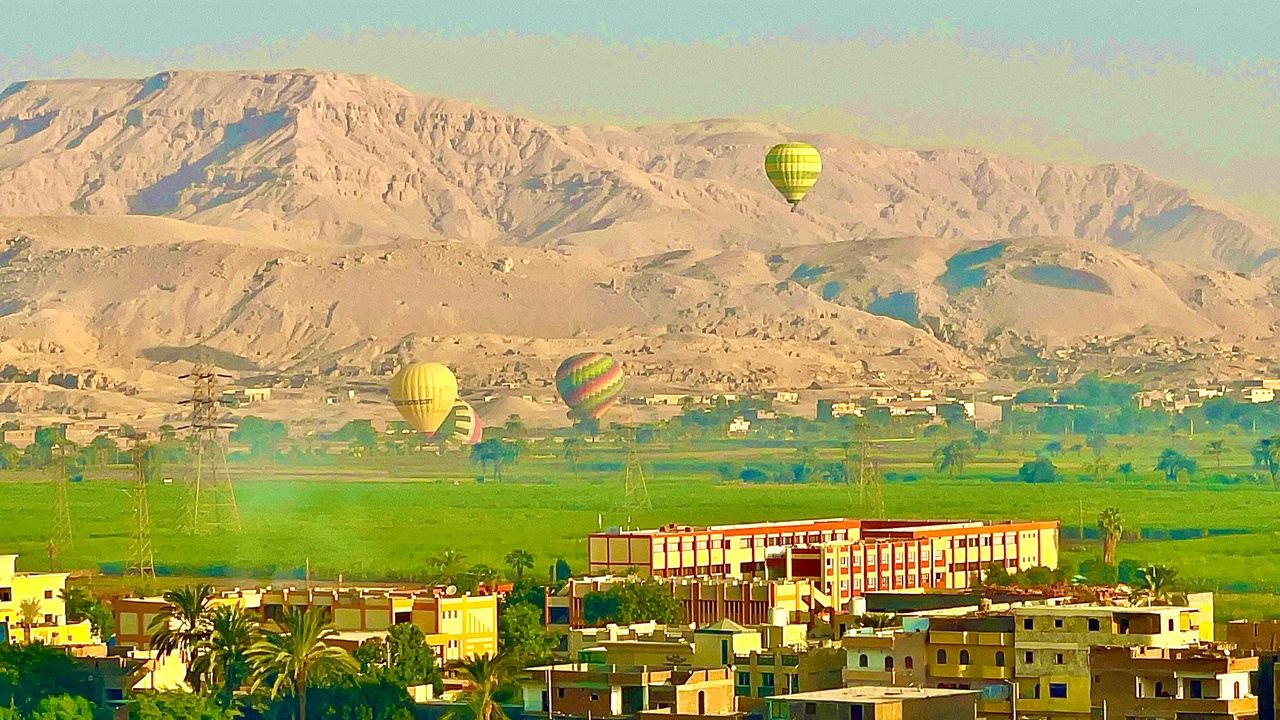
(547, 576, 822, 631)
(1013, 605, 1206, 720)
(0, 553, 95, 646)
(114, 584, 496, 663)
(1090, 645, 1258, 720)
(520, 664, 739, 719)
(587, 518, 1059, 612)
(766, 687, 980, 720)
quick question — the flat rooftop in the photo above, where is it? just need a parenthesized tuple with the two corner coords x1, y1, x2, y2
(595, 518, 1055, 538)
(771, 687, 980, 704)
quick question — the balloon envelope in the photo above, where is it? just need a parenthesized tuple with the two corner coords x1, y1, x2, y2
(436, 399, 483, 446)
(555, 352, 624, 421)
(765, 142, 822, 206)
(389, 362, 458, 434)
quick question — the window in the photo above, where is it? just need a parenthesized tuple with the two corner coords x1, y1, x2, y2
(1023, 618, 1034, 630)
(1155, 682, 1166, 697)
(43, 590, 53, 599)
(1189, 680, 1203, 699)
(558, 688, 566, 699)
(1235, 681, 1242, 699)
(1024, 651, 1034, 664)
(1054, 618, 1063, 628)
(904, 656, 914, 670)
(959, 650, 970, 665)
(0, 589, 10, 602)
(789, 675, 800, 693)
(804, 703, 817, 715)
(1168, 619, 1175, 631)
(1088, 618, 1101, 632)
(1049, 683, 1067, 699)
(737, 672, 751, 687)
(858, 654, 869, 668)
(1054, 653, 1064, 665)
(590, 694, 600, 702)
(995, 651, 1005, 667)
(1032, 683, 1041, 700)
(937, 649, 948, 664)
(885, 656, 894, 671)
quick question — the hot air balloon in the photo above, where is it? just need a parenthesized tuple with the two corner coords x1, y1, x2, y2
(555, 352, 624, 422)
(388, 362, 458, 435)
(435, 399, 483, 446)
(764, 142, 822, 211)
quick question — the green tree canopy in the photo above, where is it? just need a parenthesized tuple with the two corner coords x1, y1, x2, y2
(229, 416, 288, 459)
(582, 580, 682, 626)
(499, 603, 554, 663)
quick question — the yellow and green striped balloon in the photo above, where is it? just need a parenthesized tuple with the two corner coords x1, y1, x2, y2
(764, 142, 822, 210)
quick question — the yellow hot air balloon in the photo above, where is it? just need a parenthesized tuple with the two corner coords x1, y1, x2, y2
(388, 362, 458, 434)
(765, 142, 822, 211)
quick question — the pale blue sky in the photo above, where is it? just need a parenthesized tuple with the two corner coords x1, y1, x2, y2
(3, 2, 1279, 219)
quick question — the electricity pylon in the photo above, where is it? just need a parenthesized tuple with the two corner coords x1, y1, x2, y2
(178, 357, 240, 534)
(620, 443, 652, 511)
(843, 416, 885, 518)
(125, 436, 156, 578)
(49, 444, 73, 569)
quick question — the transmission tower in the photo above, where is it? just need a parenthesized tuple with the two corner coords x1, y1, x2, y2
(179, 357, 240, 535)
(125, 436, 156, 578)
(620, 443, 652, 511)
(49, 444, 73, 569)
(843, 416, 885, 518)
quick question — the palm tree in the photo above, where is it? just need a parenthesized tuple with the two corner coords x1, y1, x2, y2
(429, 549, 470, 587)
(504, 549, 535, 581)
(191, 606, 259, 709)
(17, 598, 41, 643)
(932, 440, 975, 480)
(247, 606, 358, 720)
(1097, 507, 1123, 567)
(1205, 439, 1226, 470)
(148, 584, 216, 692)
(851, 613, 898, 631)
(1252, 436, 1280, 486)
(1135, 564, 1180, 606)
(445, 652, 518, 720)
(561, 438, 582, 479)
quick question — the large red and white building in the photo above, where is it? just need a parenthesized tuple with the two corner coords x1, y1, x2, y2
(587, 518, 1059, 611)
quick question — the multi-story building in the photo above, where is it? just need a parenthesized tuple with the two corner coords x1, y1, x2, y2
(765, 687, 980, 720)
(0, 553, 95, 646)
(1090, 644, 1258, 720)
(519, 664, 740, 719)
(115, 584, 497, 663)
(925, 614, 1017, 720)
(1226, 620, 1280, 720)
(1013, 604, 1207, 720)
(841, 625, 927, 690)
(733, 637, 844, 706)
(547, 576, 824, 631)
(587, 518, 1059, 612)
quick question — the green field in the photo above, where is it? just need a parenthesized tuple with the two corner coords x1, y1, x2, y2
(4, 432, 1279, 622)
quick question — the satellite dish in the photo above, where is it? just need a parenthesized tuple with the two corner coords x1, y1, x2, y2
(445, 585, 458, 596)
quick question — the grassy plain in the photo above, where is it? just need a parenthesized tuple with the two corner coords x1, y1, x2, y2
(1, 431, 1277, 622)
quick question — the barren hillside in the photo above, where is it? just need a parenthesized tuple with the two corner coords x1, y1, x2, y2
(0, 71, 1278, 423)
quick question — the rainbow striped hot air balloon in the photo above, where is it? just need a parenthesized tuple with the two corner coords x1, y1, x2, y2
(555, 352, 624, 422)
(388, 362, 458, 435)
(765, 142, 822, 211)
(435, 399, 483, 446)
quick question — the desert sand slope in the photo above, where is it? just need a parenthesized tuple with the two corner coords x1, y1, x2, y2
(1, 71, 1278, 269)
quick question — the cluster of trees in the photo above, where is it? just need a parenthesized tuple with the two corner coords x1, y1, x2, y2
(580, 579, 684, 626)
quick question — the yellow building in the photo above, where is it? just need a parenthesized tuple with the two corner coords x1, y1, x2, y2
(923, 615, 1016, 720)
(0, 554, 95, 646)
(115, 585, 497, 663)
(1012, 604, 1206, 720)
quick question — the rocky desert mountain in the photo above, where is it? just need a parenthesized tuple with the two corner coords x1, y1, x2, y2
(0, 69, 1278, 423)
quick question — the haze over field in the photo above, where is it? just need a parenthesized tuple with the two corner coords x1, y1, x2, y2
(0, 68, 1280, 421)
